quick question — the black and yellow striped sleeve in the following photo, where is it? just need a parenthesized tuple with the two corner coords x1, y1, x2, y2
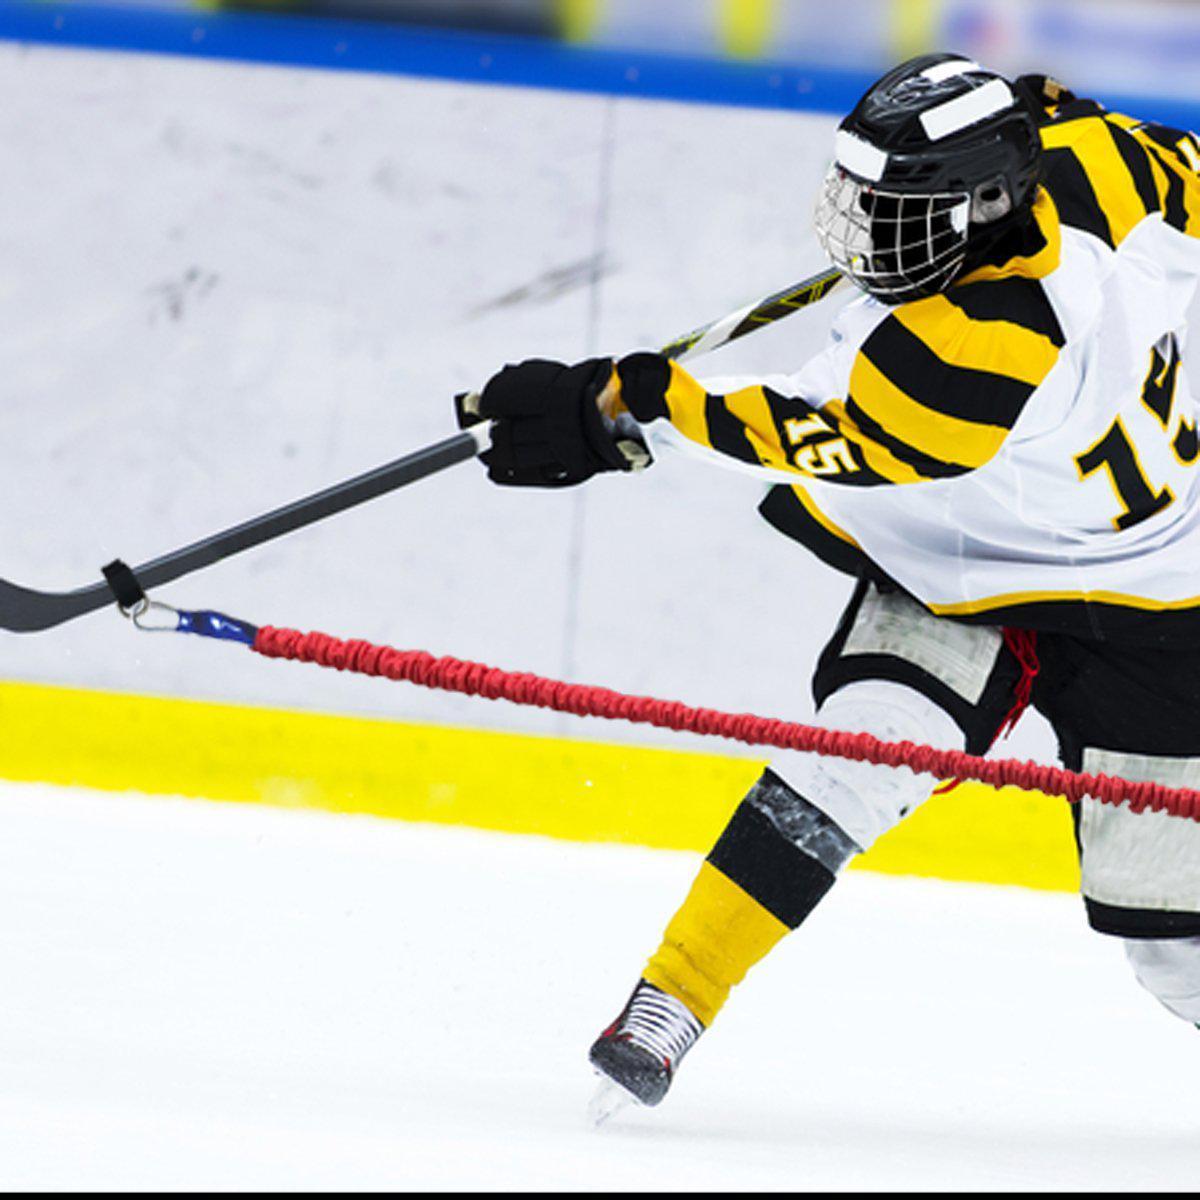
(844, 279, 1066, 480)
(614, 352, 904, 486)
(612, 353, 814, 473)
(615, 282, 1064, 488)
(1040, 102, 1200, 243)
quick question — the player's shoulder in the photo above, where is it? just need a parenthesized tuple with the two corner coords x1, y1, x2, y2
(898, 274, 1065, 357)
(849, 272, 1066, 450)
(1038, 97, 1200, 245)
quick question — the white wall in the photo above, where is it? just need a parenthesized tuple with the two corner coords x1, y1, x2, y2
(0, 42, 1058, 760)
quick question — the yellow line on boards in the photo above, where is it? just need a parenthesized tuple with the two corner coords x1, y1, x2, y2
(0, 680, 1079, 892)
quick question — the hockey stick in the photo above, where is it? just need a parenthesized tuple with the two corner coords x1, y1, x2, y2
(0, 265, 844, 633)
(657, 266, 843, 363)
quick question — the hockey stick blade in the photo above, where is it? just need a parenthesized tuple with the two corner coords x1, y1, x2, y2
(0, 430, 483, 632)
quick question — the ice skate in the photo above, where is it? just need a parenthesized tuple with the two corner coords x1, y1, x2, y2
(587, 980, 704, 1115)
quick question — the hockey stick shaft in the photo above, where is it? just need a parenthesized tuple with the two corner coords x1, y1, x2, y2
(0, 429, 488, 633)
(661, 266, 843, 362)
(0, 266, 844, 632)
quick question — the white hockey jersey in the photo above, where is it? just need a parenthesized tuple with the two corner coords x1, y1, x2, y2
(616, 98, 1200, 643)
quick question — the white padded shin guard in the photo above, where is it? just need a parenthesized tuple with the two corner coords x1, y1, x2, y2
(1125, 937, 1200, 1024)
(771, 680, 966, 851)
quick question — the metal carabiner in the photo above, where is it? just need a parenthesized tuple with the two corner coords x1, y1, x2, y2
(125, 598, 182, 633)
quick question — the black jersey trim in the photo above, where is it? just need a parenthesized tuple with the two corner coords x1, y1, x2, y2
(940, 597, 1200, 646)
(1042, 145, 1115, 247)
(758, 485, 889, 578)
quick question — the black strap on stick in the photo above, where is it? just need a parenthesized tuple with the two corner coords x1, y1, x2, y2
(101, 559, 146, 613)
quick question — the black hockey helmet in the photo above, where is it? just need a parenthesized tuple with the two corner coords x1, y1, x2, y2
(815, 53, 1043, 304)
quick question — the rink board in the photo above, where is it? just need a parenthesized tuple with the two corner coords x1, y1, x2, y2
(0, 39, 1093, 896)
(0, 680, 1080, 891)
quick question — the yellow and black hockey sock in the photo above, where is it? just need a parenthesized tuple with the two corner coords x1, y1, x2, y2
(643, 770, 859, 1027)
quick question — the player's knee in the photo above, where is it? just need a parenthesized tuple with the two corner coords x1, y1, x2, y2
(771, 679, 962, 850)
(771, 582, 1027, 850)
(1124, 937, 1200, 1024)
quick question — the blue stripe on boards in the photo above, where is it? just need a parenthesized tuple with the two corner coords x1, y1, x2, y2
(0, 2, 870, 114)
(0, 2, 1198, 130)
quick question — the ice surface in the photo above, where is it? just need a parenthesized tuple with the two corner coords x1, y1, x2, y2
(0, 780, 1197, 1190)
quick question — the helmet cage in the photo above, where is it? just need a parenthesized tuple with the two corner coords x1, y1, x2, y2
(815, 164, 971, 304)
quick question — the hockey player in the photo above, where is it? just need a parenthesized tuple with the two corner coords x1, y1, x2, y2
(462, 55, 1200, 1108)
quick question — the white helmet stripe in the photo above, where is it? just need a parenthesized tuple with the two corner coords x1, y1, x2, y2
(921, 58, 982, 84)
(919, 78, 1014, 141)
(834, 129, 889, 182)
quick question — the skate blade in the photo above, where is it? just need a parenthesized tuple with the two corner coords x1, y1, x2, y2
(588, 1075, 637, 1128)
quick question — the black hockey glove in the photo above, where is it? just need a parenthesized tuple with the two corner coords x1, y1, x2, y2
(456, 357, 651, 488)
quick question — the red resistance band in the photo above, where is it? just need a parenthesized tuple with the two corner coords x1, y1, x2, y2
(251, 625, 1200, 823)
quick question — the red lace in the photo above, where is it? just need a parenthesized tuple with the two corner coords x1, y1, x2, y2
(997, 628, 1041, 744)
